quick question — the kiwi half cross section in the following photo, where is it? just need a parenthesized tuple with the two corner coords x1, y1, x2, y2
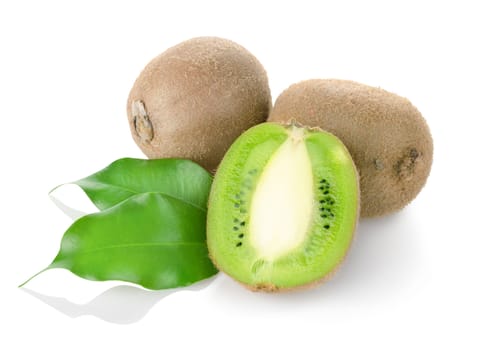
(207, 122, 359, 292)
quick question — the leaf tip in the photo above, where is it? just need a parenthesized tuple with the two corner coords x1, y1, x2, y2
(18, 267, 50, 288)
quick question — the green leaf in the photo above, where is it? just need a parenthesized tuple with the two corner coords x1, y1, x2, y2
(24, 193, 218, 290)
(60, 158, 213, 211)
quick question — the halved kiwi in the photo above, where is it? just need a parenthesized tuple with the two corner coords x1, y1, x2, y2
(207, 122, 359, 292)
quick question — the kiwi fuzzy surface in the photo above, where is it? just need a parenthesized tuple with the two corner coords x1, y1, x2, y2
(207, 122, 359, 292)
(127, 36, 271, 173)
(269, 79, 433, 218)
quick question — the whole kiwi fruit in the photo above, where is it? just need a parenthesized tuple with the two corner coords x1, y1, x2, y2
(207, 122, 359, 292)
(268, 79, 433, 218)
(127, 37, 272, 172)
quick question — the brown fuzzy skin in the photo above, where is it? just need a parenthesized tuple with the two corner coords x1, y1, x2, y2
(127, 37, 271, 172)
(269, 79, 433, 218)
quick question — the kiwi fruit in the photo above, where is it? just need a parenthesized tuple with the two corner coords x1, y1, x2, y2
(269, 79, 433, 218)
(207, 122, 359, 292)
(127, 37, 271, 172)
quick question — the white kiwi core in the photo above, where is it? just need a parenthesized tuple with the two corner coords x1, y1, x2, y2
(249, 127, 314, 260)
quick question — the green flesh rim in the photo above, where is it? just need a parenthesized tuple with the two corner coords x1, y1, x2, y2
(207, 123, 359, 290)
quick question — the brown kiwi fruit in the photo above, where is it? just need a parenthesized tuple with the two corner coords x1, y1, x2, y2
(127, 37, 271, 172)
(269, 79, 433, 218)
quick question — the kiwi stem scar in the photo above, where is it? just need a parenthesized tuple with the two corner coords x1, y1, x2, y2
(131, 100, 154, 142)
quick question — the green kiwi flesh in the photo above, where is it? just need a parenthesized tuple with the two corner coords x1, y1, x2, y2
(207, 122, 359, 291)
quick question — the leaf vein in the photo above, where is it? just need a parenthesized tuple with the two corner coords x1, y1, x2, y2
(76, 180, 207, 211)
(74, 241, 207, 255)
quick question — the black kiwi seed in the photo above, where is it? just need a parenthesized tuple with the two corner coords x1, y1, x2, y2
(240, 221, 246, 226)
(238, 233, 244, 238)
(233, 226, 239, 231)
(324, 197, 335, 205)
(236, 242, 242, 247)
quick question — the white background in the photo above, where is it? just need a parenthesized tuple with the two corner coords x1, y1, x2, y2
(1, 0, 486, 348)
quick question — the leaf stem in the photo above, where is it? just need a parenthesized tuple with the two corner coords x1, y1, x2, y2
(18, 267, 51, 288)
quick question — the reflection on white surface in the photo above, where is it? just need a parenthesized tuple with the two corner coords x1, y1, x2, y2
(21, 276, 217, 324)
(49, 184, 99, 220)
(320, 209, 426, 299)
(204, 209, 427, 306)
(28, 183, 219, 324)
(49, 195, 88, 221)
(20, 208, 426, 323)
